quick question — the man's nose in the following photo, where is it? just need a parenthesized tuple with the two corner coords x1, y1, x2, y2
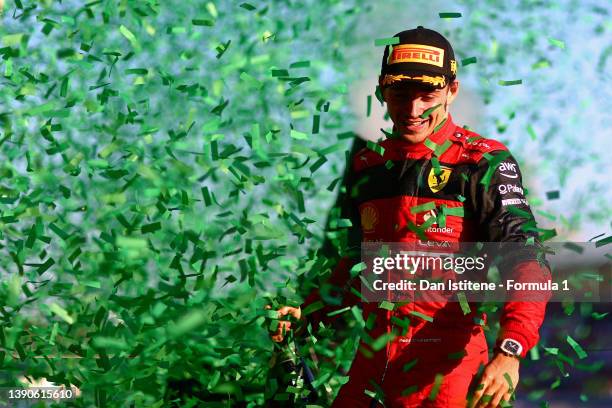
(405, 99, 424, 118)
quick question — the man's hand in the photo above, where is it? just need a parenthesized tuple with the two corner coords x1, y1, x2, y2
(469, 353, 519, 408)
(265, 305, 302, 343)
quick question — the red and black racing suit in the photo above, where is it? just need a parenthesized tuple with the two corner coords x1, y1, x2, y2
(302, 114, 551, 407)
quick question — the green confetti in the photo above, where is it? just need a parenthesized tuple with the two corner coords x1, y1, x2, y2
(401, 385, 419, 396)
(367, 95, 372, 117)
(350, 261, 367, 277)
(428, 373, 444, 400)
(433, 117, 447, 132)
(171, 309, 208, 338)
(312, 114, 320, 134)
(410, 201, 436, 214)
(424, 138, 439, 152)
(461, 56, 477, 66)
(457, 292, 470, 315)
(370, 332, 396, 351)
(536, 210, 556, 221)
(119, 25, 140, 50)
(326, 306, 351, 317)
(480, 150, 510, 190)
(546, 190, 560, 200)
(290, 129, 309, 140)
(92, 336, 129, 350)
(366, 140, 385, 156)
(337, 131, 357, 139)
(447, 350, 467, 359)
(326, 176, 342, 191)
(374, 37, 399, 46)
(503, 372, 515, 392)
(548, 38, 565, 49)
(532, 59, 551, 69)
(527, 124, 538, 140)
(2, 33, 25, 47)
(302, 300, 324, 316)
(49, 303, 74, 325)
(378, 301, 395, 311)
(562, 242, 583, 254)
(420, 104, 442, 119)
(434, 139, 452, 157)
(498, 79, 523, 86)
(402, 359, 418, 372)
(438, 12, 462, 18)
(240, 71, 263, 89)
(141, 222, 162, 233)
(408, 310, 433, 323)
(530, 346, 540, 361)
(289, 60, 310, 68)
(192, 18, 215, 26)
(443, 206, 464, 217)
(239, 2, 256, 11)
(566, 335, 587, 359)
(310, 156, 327, 173)
(595, 235, 612, 248)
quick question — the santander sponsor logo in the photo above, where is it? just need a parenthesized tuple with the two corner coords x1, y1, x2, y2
(422, 209, 454, 234)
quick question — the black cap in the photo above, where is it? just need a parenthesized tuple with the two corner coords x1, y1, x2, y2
(379, 26, 457, 89)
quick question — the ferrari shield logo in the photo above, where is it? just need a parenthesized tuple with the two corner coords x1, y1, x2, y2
(427, 166, 452, 193)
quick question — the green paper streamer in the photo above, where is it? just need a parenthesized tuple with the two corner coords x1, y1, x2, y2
(498, 79, 523, 86)
(410, 201, 436, 214)
(420, 104, 442, 119)
(461, 56, 477, 66)
(408, 310, 433, 323)
(428, 373, 444, 400)
(439, 12, 462, 18)
(457, 292, 470, 315)
(566, 335, 587, 359)
(374, 37, 400, 46)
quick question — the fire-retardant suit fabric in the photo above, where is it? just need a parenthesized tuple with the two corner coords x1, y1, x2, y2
(301, 115, 551, 407)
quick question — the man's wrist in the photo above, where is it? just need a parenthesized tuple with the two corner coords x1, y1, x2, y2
(494, 347, 520, 359)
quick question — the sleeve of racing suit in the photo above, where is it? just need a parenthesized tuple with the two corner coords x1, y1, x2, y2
(300, 139, 365, 328)
(471, 151, 552, 358)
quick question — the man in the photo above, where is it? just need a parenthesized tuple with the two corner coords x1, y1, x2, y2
(271, 26, 550, 407)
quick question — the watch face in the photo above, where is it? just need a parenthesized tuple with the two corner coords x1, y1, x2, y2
(501, 339, 522, 356)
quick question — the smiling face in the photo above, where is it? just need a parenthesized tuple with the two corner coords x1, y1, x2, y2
(382, 80, 459, 143)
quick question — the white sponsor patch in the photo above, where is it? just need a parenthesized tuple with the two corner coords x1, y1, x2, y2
(498, 184, 524, 195)
(502, 198, 528, 206)
(499, 161, 518, 179)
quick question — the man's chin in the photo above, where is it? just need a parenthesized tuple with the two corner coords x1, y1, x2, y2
(398, 130, 430, 144)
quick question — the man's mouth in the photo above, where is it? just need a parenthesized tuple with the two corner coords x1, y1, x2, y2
(401, 119, 428, 131)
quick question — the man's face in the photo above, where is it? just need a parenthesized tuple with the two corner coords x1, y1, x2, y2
(382, 80, 459, 143)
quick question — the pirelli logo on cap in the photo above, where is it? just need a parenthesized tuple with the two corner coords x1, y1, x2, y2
(389, 44, 444, 67)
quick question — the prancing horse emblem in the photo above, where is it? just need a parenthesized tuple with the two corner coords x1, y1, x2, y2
(427, 166, 452, 193)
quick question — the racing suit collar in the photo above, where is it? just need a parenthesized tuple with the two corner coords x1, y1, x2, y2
(389, 113, 455, 155)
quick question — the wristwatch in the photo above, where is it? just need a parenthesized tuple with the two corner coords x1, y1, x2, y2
(496, 338, 523, 358)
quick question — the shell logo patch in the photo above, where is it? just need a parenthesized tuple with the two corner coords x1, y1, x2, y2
(360, 204, 379, 233)
(389, 44, 444, 67)
(427, 166, 453, 193)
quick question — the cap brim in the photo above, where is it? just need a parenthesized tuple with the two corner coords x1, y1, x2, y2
(381, 71, 448, 89)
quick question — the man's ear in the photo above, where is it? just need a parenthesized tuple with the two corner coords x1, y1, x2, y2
(378, 76, 386, 102)
(446, 80, 460, 105)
